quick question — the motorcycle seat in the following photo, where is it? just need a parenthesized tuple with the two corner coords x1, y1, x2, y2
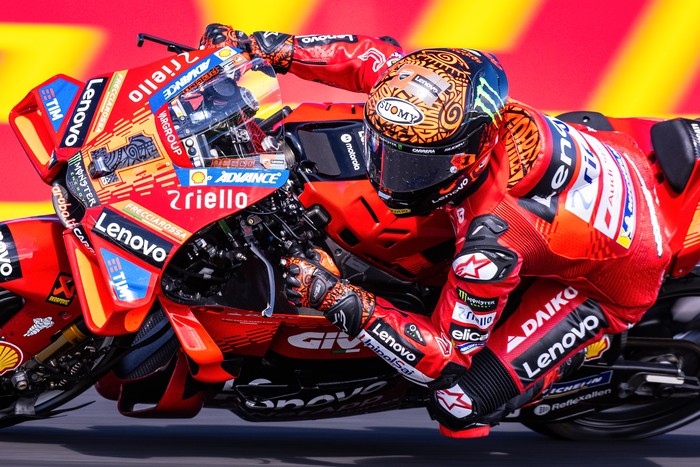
(650, 118, 700, 193)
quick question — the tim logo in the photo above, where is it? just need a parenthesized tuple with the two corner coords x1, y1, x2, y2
(46, 273, 76, 307)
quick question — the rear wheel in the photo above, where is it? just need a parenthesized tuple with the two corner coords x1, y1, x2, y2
(524, 276, 700, 440)
(525, 398, 700, 440)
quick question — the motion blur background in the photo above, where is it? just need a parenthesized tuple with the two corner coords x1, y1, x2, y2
(2, 0, 700, 217)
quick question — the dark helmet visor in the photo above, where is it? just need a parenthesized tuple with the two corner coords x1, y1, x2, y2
(364, 122, 482, 194)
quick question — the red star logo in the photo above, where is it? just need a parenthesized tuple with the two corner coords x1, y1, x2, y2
(436, 388, 473, 411)
(454, 254, 494, 279)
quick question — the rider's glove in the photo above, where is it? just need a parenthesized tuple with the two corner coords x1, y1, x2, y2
(282, 249, 375, 337)
(199, 23, 293, 73)
(200, 23, 252, 50)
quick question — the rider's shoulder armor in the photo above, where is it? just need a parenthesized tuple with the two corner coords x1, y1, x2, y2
(498, 100, 548, 194)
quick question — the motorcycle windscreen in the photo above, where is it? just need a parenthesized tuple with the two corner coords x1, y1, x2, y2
(165, 55, 287, 169)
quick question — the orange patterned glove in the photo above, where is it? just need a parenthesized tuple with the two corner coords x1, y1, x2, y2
(199, 23, 294, 73)
(283, 249, 375, 336)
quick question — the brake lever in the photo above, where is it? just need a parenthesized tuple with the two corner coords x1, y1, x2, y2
(240, 220, 276, 318)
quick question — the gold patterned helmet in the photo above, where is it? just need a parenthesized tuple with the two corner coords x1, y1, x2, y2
(364, 48, 508, 217)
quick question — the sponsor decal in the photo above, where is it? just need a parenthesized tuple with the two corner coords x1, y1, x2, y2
(409, 73, 449, 104)
(389, 207, 412, 216)
(563, 128, 636, 250)
(60, 77, 107, 148)
(546, 371, 612, 398)
(101, 249, 152, 302)
(513, 309, 606, 383)
(507, 286, 579, 353)
(189, 170, 208, 186)
(431, 177, 470, 205)
(435, 334, 453, 357)
(90, 134, 159, 176)
(340, 133, 362, 171)
(359, 325, 432, 384)
(247, 381, 388, 410)
(297, 34, 358, 47)
(583, 133, 625, 241)
(451, 301, 496, 330)
(0, 342, 22, 375)
(212, 169, 287, 187)
(94, 72, 125, 134)
(119, 201, 189, 241)
(92, 209, 173, 267)
(608, 146, 636, 248)
(287, 331, 362, 353)
(389, 64, 450, 106)
(452, 252, 499, 281)
(72, 225, 95, 254)
(51, 183, 81, 228)
(211, 158, 256, 169)
(0, 224, 22, 283)
(435, 385, 473, 418)
(156, 109, 185, 157)
(473, 75, 505, 122)
(148, 48, 232, 111)
(456, 288, 498, 311)
(534, 388, 613, 415)
(387, 52, 403, 68)
(456, 341, 486, 354)
(564, 129, 600, 224)
(518, 117, 577, 222)
(358, 48, 387, 73)
(366, 318, 424, 364)
(375, 97, 424, 125)
(404, 323, 426, 346)
(167, 189, 249, 211)
(24, 317, 55, 337)
(585, 335, 611, 361)
(39, 77, 80, 132)
(449, 323, 489, 343)
(128, 52, 198, 104)
(175, 168, 289, 188)
(45, 272, 76, 307)
(66, 153, 99, 208)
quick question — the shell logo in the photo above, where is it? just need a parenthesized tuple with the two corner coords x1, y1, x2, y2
(585, 335, 610, 361)
(190, 170, 208, 185)
(0, 342, 23, 375)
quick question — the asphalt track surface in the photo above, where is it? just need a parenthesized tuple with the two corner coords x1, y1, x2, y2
(0, 388, 698, 466)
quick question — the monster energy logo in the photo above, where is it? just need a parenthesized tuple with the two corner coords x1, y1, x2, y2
(473, 77, 504, 122)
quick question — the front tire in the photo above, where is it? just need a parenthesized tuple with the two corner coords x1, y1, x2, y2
(0, 288, 128, 428)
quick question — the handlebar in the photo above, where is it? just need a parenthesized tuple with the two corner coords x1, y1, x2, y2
(137, 33, 196, 54)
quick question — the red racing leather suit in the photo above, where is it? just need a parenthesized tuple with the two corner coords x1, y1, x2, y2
(232, 31, 672, 433)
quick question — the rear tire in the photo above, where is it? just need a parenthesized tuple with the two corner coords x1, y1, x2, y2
(524, 274, 700, 440)
(524, 398, 700, 440)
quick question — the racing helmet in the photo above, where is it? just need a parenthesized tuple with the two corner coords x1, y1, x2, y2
(364, 48, 508, 217)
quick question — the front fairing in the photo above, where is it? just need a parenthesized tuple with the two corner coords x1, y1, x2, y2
(37, 47, 289, 334)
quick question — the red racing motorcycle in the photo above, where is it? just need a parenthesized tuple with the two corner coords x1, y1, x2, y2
(1, 35, 700, 440)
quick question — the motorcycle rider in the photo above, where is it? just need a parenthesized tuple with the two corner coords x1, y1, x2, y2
(200, 25, 672, 437)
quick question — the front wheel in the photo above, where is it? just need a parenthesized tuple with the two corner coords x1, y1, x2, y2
(0, 290, 128, 428)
